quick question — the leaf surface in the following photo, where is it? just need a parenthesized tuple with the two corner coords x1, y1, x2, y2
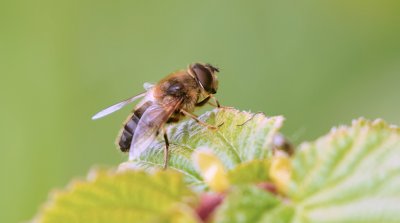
(213, 118, 400, 223)
(33, 169, 198, 223)
(213, 185, 294, 223)
(288, 119, 400, 223)
(131, 108, 284, 188)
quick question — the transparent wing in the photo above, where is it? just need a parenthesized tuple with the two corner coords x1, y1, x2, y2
(143, 82, 155, 90)
(129, 99, 182, 160)
(92, 92, 146, 120)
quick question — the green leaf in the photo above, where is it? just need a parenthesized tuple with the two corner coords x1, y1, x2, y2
(131, 108, 284, 188)
(212, 118, 400, 223)
(32, 169, 199, 223)
(213, 185, 294, 223)
(288, 118, 400, 223)
(227, 160, 270, 185)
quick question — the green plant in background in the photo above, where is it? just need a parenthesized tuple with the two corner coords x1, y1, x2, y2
(32, 109, 400, 223)
(3, 1, 400, 222)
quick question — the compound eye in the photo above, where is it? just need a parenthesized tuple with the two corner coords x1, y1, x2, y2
(192, 64, 213, 93)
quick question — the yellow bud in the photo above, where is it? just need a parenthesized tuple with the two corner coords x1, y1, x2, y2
(192, 148, 230, 192)
(269, 151, 292, 194)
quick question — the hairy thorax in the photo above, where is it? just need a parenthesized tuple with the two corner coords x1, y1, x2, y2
(155, 71, 201, 111)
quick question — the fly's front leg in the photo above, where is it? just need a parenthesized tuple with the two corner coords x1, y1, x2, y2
(196, 96, 211, 107)
(210, 95, 221, 108)
(208, 95, 233, 109)
(180, 109, 223, 129)
(163, 129, 169, 170)
(197, 95, 223, 108)
(204, 94, 220, 108)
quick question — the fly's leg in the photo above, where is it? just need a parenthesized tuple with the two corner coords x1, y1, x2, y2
(163, 129, 169, 170)
(196, 96, 211, 107)
(211, 95, 221, 108)
(208, 95, 234, 109)
(197, 95, 224, 108)
(180, 109, 223, 129)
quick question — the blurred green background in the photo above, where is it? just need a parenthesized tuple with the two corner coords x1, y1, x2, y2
(1, 0, 400, 222)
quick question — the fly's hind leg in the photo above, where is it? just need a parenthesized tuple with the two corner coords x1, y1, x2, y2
(163, 129, 169, 170)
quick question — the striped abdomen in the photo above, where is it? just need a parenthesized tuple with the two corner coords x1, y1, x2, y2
(117, 101, 152, 152)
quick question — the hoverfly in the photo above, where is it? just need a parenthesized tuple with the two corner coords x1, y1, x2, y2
(92, 63, 221, 168)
